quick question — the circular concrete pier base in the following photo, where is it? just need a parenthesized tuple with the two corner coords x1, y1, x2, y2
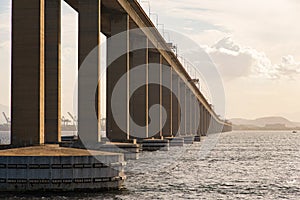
(60, 141, 140, 160)
(141, 139, 169, 151)
(194, 136, 201, 142)
(183, 136, 195, 144)
(0, 145, 125, 192)
(95, 143, 140, 160)
(165, 137, 184, 147)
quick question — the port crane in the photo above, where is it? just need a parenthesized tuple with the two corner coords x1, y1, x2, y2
(2, 112, 10, 124)
(67, 112, 77, 127)
(61, 116, 71, 126)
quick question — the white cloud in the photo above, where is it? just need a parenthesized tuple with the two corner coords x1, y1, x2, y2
(150, 0, 300, 61)
(203, 37, 300, 80)
(277, 55, 300, 76)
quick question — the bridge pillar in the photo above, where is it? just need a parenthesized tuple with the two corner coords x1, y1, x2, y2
(197, 102, 202, 136)
(171, 71, 180, 137)
(77, 0, 101, 145)
(203, 108, 207, 136)
(185, 87, 191, 135)
(205, 110, 208, 134)
(107, 14, 130, 141)
(191, 94, 196, 135)
(207, 111, 212, 134)
(199, 104, 204, 136)
(179, 80, 186, 136)
(148, 48, 162, 139)
(11, 0, 46, 147)
(161, 59, 172, 138)
(129, 31, 148, 140)
(45, 0, 61, 144)
(194, 96, 200, 136)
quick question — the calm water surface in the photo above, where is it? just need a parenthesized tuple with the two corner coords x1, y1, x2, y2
(1, 131, 300, 199)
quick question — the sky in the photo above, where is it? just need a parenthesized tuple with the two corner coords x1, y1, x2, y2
(1, 0, 300, 122)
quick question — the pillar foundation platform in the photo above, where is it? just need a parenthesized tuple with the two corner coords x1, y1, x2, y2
(0, 145, 125, 192)
(183, 136, 195, 144)
(194, 136, 201, 142)
(165, 137, 184, 147)
(141, 139, 169, 151)
(60, 140, 140, 161)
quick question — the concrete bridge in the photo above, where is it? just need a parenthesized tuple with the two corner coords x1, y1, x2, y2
(0, 0, 232, 192)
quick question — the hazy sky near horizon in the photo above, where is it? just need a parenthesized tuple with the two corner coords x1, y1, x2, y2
(1, 0, 300, 122)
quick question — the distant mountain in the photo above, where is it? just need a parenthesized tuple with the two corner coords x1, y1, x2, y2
(231, 116, 300, 128)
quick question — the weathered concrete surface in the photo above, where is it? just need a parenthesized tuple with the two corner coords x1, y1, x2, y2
(60, 142, 140, 160)
(129, 32, 148, 140)
(161, 59, 172, 138)
(183, 136, 195, 145)
(141, 139, 169, 151)
(148, 48, 162, 139)
(165, 137, 184, 147)
(11, 0, 45, 147)
(179, 82, 186, 136)
(77, 0, 101, 145)
(97, 142, 140, 160)
(194, 136, 201, 142)
(0, 145, 125, 191)
(106, 13, 130, 142)
(45, 0, 61, 144)
(171, 72, 180, 137)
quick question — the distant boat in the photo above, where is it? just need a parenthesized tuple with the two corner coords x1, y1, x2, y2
(292, 131, 297, 133)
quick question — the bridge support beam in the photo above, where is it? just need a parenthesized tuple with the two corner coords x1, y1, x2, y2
(203, 108, 208, 136)
(129, 31, 148, 140)
(171, 72, 180, 137)
(77, 0, 101, 145)
(161, 59, 172, 138)
(194, 95, 200, 137)
(11, 0, 45, 147)
(107, 14, 130, 141)
(192, 95, 196, 135)
(197, 99, 200, 136)
(199, 104, 203, 136)
(148, 48, 162, 139)
(207, 111, 212, 134)
(186, 87, 191, 135)
(179, 80, 186, 136)
(45, 0, 61, 144)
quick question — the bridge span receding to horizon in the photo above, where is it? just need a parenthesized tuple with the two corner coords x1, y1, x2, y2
(0, 0, 232, 192)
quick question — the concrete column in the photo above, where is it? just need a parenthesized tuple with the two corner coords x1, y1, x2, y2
(198, 102, 202, 136)
(170, 68, 173, 137)
(107, 14, 129, 141)
(179, 80, 186, 136)
(205, 110, 208, 134)
(203, 108, 208, 136)
(185, 87, 191, 135)
(171, 71, 180, 137)
(45, 0, 61, 144)
(161, 58, 172, 138)
(11, 0, 45, 147)
(191, 94, 196, 135)
(129, 32, 148, 140)
(176, 75, 182, 137)
(207, 111, 211, 134)
(78, 0, 101, 145)
(148, 48, 161, 138)
(212, 118, 215, 133)
(194, 96, 200, 136)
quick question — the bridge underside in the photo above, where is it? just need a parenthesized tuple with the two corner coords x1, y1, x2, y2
(10, 0, 232, 147)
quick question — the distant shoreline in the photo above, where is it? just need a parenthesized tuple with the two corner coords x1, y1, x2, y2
(233, 126, 300, 131)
